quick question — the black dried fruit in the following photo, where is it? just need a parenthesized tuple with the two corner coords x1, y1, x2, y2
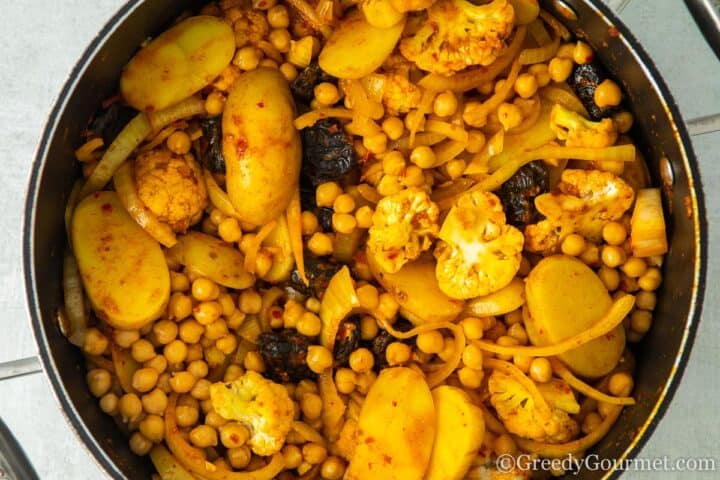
(291, 63, 334, 103)
(199, 116, 226, 173)
(301, 118, 358, 187)
(568, 61, 620, 120)
(334, 316, 360, 366)
(89, 103, 137, 145)
(369, 319, 414, 371)
(257, 330, 316, 383)
(287, 253, 343, 297)
(498, 161, 549, 228)
(317, 207, 334, 233)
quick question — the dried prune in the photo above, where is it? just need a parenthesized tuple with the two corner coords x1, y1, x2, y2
(89, 102, 137, 145)
(334, 316, 360, 366)
(301, 118, 358, 187)
(368, 319, 414, 371)
(316, 207, 334, 233)
(287, 253, 343, 297)
(291, 63, 334, 103)
(498, 161, 549, 228)
(568, 61, 620, 120)
(199, 116, 225, 173)
(257, 330, 316, 383)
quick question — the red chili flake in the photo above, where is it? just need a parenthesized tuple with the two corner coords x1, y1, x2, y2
(608, 26, 620, 38)
(257, 101, 265, 108)
(101, 203, 112, 213)
(236, 137, 249, 158)
(329, 123, 339, 133)
(272, 309, 282, 319)
(361, 151, 373, 165)
(585, 54, 595, 63)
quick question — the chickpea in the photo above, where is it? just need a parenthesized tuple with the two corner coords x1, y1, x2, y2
(316, 182, 342, 207)
(267, 4, 290, 28)
(321, 456, 346, 480)
(233, 46, 261, 71)
(630, 310, 652, 334)
(303, 443, 328, 465)
(178, 319, 205, 344)
(187, 360, 209, 379)
(529, 358, 552, 383)
(513, 355, 532, 373)
(227, 445, 252, 469)
(332, 213, 357, 234)
(269, 28, 291, 53)
(561, 234, 586, 256)
(582, 412, 603, 434)
(416, 331, 444, 354)
(307, 345, 333, 373)
(300, 210, 319, 236)
(507, 323, 528, 344)
(638, 268, 662, 291)
(460, 317, 484, 340)
(601, 245, 627, 268)
(438, 337, 457, 362)
(462, 343, 484, 370)
(382, 117, 405, 140)
(164, 340, 188, 364)
(636, 291, 657, 311)
(205, 411, 228, 429)
(382, 151, 406, 176)
(355, 206, 374, 229)
(580, 244, 601, 267)
(131, 339, 156, 363)
(355, 370, 378, 395)
(99, 393, 119, 415)
(191, 379, 212, 401)
(376, 293, 399, 321)
(189, 425, 218, 448)
(529, 63, 551, 87)
(348, 348, 374, 373)
(132, 367, 159, 393)
(594, 79, 622, 107)
(297, 312, 322, 337)
(166, 131, 191, 155)
(613, 111, 634, 133)
(239, 290, 262, 314)
(386, 342, 412, 366)
(433, 90, 458, 117)
(497, 102, 523, 131)
(598, 266, 621, 291)
(129, 432, 153, 456)
(156, 373, 172, 394)
(410, 145, 436, 169)
(335, 368, 357, 394)
(220, 422, 251, 448)
(114, 329, 140, 348)
(314, 82, 340, 106)
(301, 392, 323, 420)
(376, 174, 403, 196)
(548, 57, 574, 83)
(218, 217, 242, 243)
(307, 232, 334, 256)
(622, 257, 648, 278)
(603, 221, 627, 245)
(170, 371, 197, 394)
(153, 320, 178, 345)
(83, 328, 108, 356)
(192, 278, 220, 302)
(141, 388, 168, 415)
(205, 90, 226, 116)
(244, 351, 266, 372)
(86, 369, 111, 398)
(458, 367, 483, 389)
(363, 132, 388, 154)
(282, 445, 303, 469)
(573, 41, 594, 64)
(139, 415, 165, 443)
(360, 315, 379, 340)
(514, 73, 538, 99)
(119, 393, 143, 422)
(608, 372, 634, 396)
(168, 293, 193, 320)
(494, 434, 517, 456)
(205, 318, 229, 340)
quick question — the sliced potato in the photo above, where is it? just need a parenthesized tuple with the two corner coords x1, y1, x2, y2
(426, 386, 485, 480)
(319, 9, 405, 79)
(361, 0, 405, 28)
(121, 16, 235, 111)
(71, 192, 170, 329)
(525, 255, 625, 377)
(465, 277, 525, 317)
(346, 368, 435, 480)
(166, 232, 254, 289)
(223, 68, 301, 226)
(367, 252, 463, 325)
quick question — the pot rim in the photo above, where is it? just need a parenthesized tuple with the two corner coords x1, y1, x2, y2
(22, 1, 707, 479)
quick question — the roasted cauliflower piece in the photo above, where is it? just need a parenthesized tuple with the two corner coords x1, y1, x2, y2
(210, 371, 295, 456)
(232, 8, 270, 46)
(488, 370, 579, 443)
(382, 69, 423, 115)
(524, 169, 634, 252)
(550, 104, 618, 148)
(134, 148, 207, 233)
(434, 190, 523, 300)
(400, 0, 515, 75)
(367, 188, 440, 274)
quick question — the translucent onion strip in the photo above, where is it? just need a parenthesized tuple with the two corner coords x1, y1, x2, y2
(550, 358, 636, 405)
(203, 169, 240, 219)
(146, 96, 206, 132)
(286, 0, 332, 38)
(62, 249, 87, 347)
(244, 220, 278, 274)
(287, 189, 308, 285)
(472, 295, 635, 357)
(294, 108, 355, 129)
(519, 36, 560, 65)
(425, 120, 469, 143)
(484, 358, 552, 415)
(114, 161, 178, 247)
(165, 394, 286, 479)
(539, 86, 589, 117)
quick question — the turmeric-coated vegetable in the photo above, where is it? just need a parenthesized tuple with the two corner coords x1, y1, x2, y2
(630, 188, 668, 257)
(121, 16, 235, 112)
(222, 68, 301, 226)
(345, 368, 436, 480)
(525, 256, 625, 377)
(71, 191, 170, 329)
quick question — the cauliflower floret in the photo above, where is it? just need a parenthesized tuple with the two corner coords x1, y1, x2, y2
(367, 188, 440, 273)
(400, 0, 515, 75)
(383, 69, 423, 115)
(488, 370, 579, 443)
(209, 371, 295, 456)
(134, 148, 207, 233)
(524, 169, 634, 252)
(231, 8, 270, 46)
(550, 104, 618, 148)
(434, 190, 523, 299)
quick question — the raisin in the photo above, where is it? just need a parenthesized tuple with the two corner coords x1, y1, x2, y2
(368, 319, 414, 371)
(568, 61, 620, 120)
(287, 253, 343, 298)
(257, 330, 316, 383)
(89, 102, 137, 145)
(199, 116, 225, 173)
(301, 118, 358, 187)
(498, 161, 549, 227)
(316, 207, 334, 233)
(334, 316, 360, 366)
(291, 62, 334, 103)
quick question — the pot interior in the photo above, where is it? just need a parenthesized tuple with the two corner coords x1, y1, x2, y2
(25, 1, 705, 478)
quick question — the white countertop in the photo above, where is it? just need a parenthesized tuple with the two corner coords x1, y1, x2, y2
(0, 0, 718, 478)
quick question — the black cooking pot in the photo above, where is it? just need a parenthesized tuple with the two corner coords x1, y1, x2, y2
(22, 0, 708, 478)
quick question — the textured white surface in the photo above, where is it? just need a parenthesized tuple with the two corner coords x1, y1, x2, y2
(0, 1, 718, 479)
